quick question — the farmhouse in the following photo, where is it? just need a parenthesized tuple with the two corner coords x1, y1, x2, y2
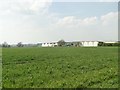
(42, 42, 58, 47)
(81, 41, 99, 47)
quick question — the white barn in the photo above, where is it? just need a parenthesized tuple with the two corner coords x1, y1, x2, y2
(104, 41, 116, 43)
(42, 42, 58, 47)
(81, 41, 99, 47)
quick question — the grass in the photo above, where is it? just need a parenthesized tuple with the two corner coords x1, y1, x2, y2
(2, 47, 118, 88)
(0, 48, 2, 88)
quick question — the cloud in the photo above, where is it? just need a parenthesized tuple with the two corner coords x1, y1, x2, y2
(101, 12, 118, 25)
(81, 17, 98, 25)
(0, 11, 117, 44)
(56, 16, 98, 29)
(30, 0, 52, 12)
(0, 0, 53, 15)
(55, 11, 117, 28)
(56, 12, 118, 28)
(56, 16, 78, 28)
(49, 12, 118, 41)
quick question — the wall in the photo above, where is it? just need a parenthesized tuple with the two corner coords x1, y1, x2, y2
(42, 43, 58, 47)
(81, 41, 98, 47)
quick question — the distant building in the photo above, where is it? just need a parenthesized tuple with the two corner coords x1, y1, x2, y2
(65, 41, 99, 47)
(65, 42, 82, 47)
(24, 41, 118, 47)
(41, 41, 99, 47)
(81, 41, 99, 47)
(104, 41, 117, 43)
(42, 42, 58, 47)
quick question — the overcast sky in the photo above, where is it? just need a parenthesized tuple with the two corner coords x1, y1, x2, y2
(0, 0, 118, 44)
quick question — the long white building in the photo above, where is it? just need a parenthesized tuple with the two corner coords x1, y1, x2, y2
(81, 41, 99, 47)
(42, 42, 58, 47)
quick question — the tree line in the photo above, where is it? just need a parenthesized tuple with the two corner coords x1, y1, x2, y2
(1, 42, 24, 47)
(1, 40, 120, 48)
(98, 42, 120, 46)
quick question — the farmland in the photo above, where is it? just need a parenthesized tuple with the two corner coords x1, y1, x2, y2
(0, 47, 2, 88)
(2, 47, 118, 88)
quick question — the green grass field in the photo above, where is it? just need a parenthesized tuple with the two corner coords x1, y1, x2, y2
(2, 47, 118, 88)
(0, 48, 2, 88)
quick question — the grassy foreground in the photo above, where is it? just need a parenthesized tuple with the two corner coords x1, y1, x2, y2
(2, 47, 118, 88)
(0, 48, 2, 88)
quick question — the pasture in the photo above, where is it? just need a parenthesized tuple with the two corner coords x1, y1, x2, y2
(2, 47, 118, 88)
(0, 48, 2, 88)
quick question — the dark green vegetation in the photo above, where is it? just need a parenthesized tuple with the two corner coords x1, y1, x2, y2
(0, 48, 2, 88)
(98, 42, 120, 46)
(2, 47, 118, 88)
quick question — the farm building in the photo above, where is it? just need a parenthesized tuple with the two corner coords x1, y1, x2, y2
(41, 41, 99, 47)
(81, 41, 99, 47)
(98, 41, 119, 46)
(104, 41, 117, 43)
(42, 42, 58, 47)
(39, 41, 119, 47)
(64, 41, 99, 47)
(65, 42, 82, 47)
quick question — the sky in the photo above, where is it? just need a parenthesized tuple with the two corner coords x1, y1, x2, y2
(0, 0, 119, 44)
